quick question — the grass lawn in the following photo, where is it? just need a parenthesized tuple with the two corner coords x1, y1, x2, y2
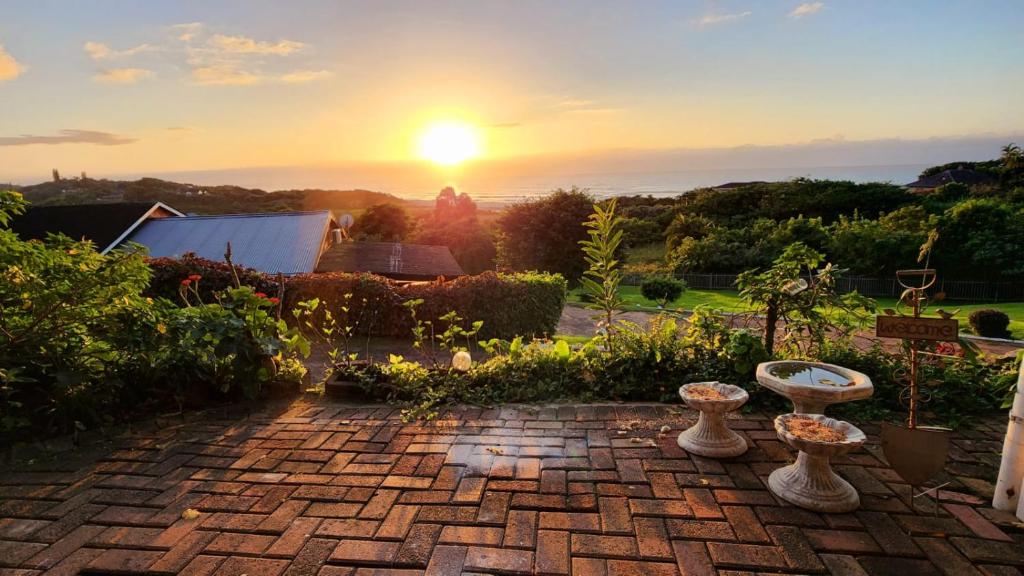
(567, 286, 1024, 339)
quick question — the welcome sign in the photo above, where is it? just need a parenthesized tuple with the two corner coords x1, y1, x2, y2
(875, 315, 959, 342)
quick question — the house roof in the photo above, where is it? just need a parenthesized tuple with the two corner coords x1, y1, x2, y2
(316, 241, 465, 280)
(711, 181, 769, 189)
(127, 211, 334, 275)
(10, 201, 183, 254)
(905, 169, 997, 189)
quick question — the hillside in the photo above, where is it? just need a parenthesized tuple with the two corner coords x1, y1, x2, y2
(14, 177, 409, 215)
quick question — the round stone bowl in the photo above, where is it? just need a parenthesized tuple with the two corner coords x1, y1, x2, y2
(769, 413, 867, 513)
(676, 382, 750, 458)
(756, 360, 873, 415)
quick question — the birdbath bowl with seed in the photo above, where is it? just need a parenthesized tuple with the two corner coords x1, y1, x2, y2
(677, 381, 750, 458)
(769, 413, 867, 513)
(756, 360, 873, 415)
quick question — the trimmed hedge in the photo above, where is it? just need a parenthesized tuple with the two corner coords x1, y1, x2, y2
(147, 253, 279, 303)
(146, 254, 567, 339)
(284, 270, 567, 340)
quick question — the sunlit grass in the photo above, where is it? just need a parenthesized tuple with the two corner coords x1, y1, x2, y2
(567, 286, 1024, 339)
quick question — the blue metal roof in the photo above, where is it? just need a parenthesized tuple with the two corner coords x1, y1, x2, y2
(127, 211, 332, 275)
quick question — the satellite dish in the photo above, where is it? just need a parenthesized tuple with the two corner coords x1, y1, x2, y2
(339, 213, 354, 229)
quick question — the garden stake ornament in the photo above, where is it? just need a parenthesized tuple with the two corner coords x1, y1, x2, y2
(874, 267, 964, 510)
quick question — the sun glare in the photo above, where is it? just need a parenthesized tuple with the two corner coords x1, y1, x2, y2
(417, 122, 482, 166)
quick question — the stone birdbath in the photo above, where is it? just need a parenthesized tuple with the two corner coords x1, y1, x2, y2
(769, 413, 867, 513)
(756, 360, 873, 414)
(677, 382, 750, 458)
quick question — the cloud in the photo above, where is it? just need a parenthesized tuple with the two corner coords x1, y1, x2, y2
(0, 129, 136, 146)
(191, 65, 332, 86)
(0, 44, 24, 82)
(93, 68, 154, 84)
(168, 22, 204, 42)
(278, 69, 333, 83)
(191, 65, 262, 86)
(208, 34, 306, 55)
(789, 2, 824, 18)
(83, 41, 155, 60)
(698, 11, 752, 26)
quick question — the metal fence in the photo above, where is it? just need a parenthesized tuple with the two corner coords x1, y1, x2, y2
(621, 272, 1024, 302)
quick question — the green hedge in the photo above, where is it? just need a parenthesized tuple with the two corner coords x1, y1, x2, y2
(146, 252, 279, 303)
(284, 270, 566, 340)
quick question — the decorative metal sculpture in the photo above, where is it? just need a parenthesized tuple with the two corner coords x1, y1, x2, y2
(875, 268, 964, 503)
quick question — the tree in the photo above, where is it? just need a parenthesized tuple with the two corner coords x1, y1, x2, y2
(665, 213, 714, 249)
(496, 188, 595, 284)
(1001, 143, 1022, 171)
(736, 243, 873, 356)
(411, 188, 496, 274)
(640, 276, 686, 308)
(353, 203, 410, 241)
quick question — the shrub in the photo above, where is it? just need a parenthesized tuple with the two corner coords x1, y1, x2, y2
(147, 252, 279, 303)
(0, 192, 310, 442)
(640, 276, 686, 307)
(968, 308, 1012, 339)
(284, 271, 566, 340)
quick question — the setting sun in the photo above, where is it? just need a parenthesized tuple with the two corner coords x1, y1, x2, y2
(417, 122, 482, 166)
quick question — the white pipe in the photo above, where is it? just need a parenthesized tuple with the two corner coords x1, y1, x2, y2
(1018, 477, 1024, 521)
(993, 358, 1024, 512)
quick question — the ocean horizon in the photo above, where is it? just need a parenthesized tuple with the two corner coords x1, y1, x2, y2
(134, 162, 931, 207)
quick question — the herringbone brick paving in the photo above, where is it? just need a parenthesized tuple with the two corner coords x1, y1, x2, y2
(0, 400, 1021, 575)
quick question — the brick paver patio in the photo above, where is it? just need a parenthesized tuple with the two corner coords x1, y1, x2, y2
(1, 400, 1022, 575)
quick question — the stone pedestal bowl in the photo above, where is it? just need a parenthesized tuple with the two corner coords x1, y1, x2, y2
(677, 382, 750, 458)
(769, 413, 867, 513)
(756, 360, 873, 415)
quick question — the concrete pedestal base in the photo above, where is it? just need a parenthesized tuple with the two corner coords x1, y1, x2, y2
(677, 411, 748, 458)
(768, 452, 860, 513)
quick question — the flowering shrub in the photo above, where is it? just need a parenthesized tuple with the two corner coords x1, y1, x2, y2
(0, 191, 310, 443)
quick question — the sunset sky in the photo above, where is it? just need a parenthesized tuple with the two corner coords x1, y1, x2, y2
(2, 1, 1023, 192)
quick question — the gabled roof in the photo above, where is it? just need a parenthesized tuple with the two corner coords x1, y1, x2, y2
(905, 169, 997, 189)
(316, 241, 465, 280)
(10, 201, 183, 254)
(127, 211, 334, 275)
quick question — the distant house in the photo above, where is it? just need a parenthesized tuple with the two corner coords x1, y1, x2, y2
(317, 241, 464, 281)
(10, 201, 183, 254)
(125, 211, 339, 275)
(904, 169, 996, 194)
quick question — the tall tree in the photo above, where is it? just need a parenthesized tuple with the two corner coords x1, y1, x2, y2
(353, 203, 410, 241)
(411, 188, 496, 274)
(496, 187, 594, 284)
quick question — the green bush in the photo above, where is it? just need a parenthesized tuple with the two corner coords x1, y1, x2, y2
(284, 270, 566, 340)
(968, 308, 1012, 339)
(0, 191, 310, 442)
(640, 276, 686, 307)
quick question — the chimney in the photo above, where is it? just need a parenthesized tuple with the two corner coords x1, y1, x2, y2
(331, 228, 344, 245)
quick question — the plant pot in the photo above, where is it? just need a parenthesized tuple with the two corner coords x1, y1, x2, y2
(326, 360, 390, 401)
(880, 422, 950, 486)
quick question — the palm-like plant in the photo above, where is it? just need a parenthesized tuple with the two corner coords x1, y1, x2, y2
(579, 199, 625, 349)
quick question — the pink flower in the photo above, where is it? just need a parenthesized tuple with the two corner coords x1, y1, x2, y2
(268, 297, 280, 305)
(181, 279, 191, 286)
(255, 292, 267, 298)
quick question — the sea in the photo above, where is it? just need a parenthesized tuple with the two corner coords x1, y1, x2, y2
(154, 163, 930, 207)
